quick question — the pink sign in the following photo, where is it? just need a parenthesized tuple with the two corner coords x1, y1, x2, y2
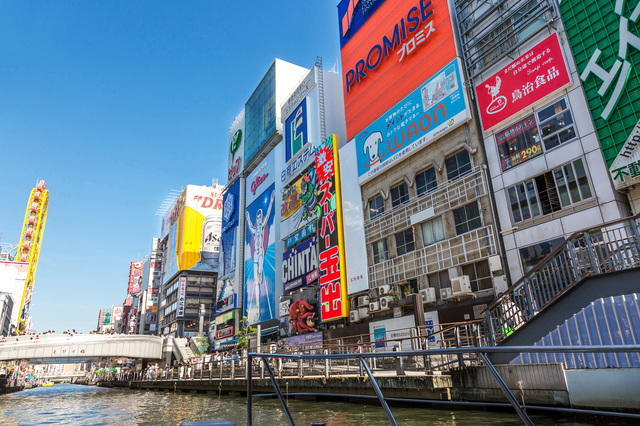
(475, 33, 571, 132)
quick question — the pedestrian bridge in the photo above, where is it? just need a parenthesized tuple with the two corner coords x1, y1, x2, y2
(0, 334, 164, 364)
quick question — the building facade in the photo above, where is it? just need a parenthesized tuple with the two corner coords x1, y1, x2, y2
(454, 0, 630, 282)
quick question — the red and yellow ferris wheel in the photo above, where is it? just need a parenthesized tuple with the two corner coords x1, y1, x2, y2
(15, 180, 49, 334)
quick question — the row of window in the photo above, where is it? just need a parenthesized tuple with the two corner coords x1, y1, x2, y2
(368, 150, 473, 220)
(372, 201, 483, 264)
(507, 158, 592, 224)
(496, 97, 577, 172)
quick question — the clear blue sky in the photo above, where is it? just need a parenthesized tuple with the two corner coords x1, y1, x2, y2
(0, 1, 341, 333)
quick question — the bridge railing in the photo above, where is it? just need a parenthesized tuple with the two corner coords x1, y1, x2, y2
(485, 213, 640, 345)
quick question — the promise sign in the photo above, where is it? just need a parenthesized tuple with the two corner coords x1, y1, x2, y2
(316, 135, 349, 321)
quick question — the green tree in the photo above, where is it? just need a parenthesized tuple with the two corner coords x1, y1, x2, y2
(235, 316, 256, 350)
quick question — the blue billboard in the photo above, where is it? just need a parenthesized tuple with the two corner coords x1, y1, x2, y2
(354, 58, 470, 184)
(244, 184, 277, 325)
(285, 98, 308, 162)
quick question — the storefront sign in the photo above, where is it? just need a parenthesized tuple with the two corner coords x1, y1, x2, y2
(286, 221, 316, 249)
(282, 236, 318, 294)
(609, 119, 640, 188)
(495, 114, 543, 171)
(476, 32, 571, 132)
(128, 261, 143, 295)
(316, 135, 349, 321)
(228, 110, 245, 182)
(215, 326, 235, 340)
(177, 276, 186, 317)
(285, 330, 323, 349)
(354, 58, 470, 184)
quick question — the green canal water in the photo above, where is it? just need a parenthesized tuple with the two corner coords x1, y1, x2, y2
(0, 384, 626, 425)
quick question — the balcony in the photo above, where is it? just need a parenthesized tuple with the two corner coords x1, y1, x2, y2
(369, 225, 498, 288)
(365, 167, 489, 243)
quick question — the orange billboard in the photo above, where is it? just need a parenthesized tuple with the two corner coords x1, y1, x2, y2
(338, 0, 457, 139)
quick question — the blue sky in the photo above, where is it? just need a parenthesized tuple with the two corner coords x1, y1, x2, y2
(0, 1, 341, 333)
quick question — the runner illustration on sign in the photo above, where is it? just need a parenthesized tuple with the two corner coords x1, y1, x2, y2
(245, 190, 275, 323)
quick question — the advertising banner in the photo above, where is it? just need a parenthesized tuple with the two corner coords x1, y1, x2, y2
(285, 98, 309, 163)
(286, 221, 316, 249)
(228, 110, 245, 182)
(338, 0, 457, 138)
(556, 2, 640, 185)
(285, 331, 323, 350)
(246, 150, 276, 207)
(282, 235, 318, 294)
(128, 261, 143, 295)
(368, 315, 416, 351)
(215, 325, 235, 340)
(424, 310, 441, 349)
(162, 184, 224, 283)
(244, 183, 277, 325)
(112, 306, 123, 321)
(354, 58, 470, 184)
(280, 167, 319, 239)
(316, 135, 349, 321)
(177, 276, 186, 318)
(215, 276, 237, 314)
(475, 33, 571, 132)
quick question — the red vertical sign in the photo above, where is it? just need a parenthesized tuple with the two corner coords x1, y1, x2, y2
(316, 136, 345, 321)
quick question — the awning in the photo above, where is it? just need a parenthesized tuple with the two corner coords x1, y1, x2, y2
(261, 327, 278, 336)
(219, 338, 239, 346)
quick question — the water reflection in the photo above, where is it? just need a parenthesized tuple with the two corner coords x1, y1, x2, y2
(0, 384, 610, 425)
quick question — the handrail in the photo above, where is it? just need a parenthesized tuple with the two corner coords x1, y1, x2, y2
(246, 345, 640, 426)
(484, 212, 640, 345)
(488, 211, 640, 310)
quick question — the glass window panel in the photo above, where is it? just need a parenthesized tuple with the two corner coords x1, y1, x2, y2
(563, 164, 581, 204)
(446, 150, 472, 180)
(421, 216, 444, 246)
(526, 180, 540, 217)
(395, 229, 415, 256)
(391, 182, 409, 207)
(369, 195, 384, 220)
(573, 159, 592, 199)
(453, 203, 481, 235)
(508, 186, 522, 222)
(516, 182, 531, 220)
(416, 168, 437, 196)
(372, 239, 388, 264)
(554, 168, 571, 207)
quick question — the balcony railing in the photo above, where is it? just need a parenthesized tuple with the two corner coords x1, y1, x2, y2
(369, 225, 497, 288)
(365, 167, 489, 243)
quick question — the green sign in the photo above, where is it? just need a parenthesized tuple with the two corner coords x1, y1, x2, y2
(558, 0, 640, 168)
(230, 129, 242, 161)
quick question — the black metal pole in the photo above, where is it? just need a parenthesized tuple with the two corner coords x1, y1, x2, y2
(360, 357, 397, 426)
(247, 352, 253, 426)
(262, 355, 295, 426)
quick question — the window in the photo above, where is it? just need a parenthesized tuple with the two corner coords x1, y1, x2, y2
(507, 159, 592, 223)
(416, 168, 437, 196)
(391, 182, 409, 207)
(372, 239, 388, 264)
(427, 271, 451, 298)
(446, 150, 472, 181)
(538, 98, 576, 151)
(421, 216, 445, 246)
(519, 237, 565, 274)
(496, 97, 577, 171)
(368, 195, 385, 220)
(395, 228, 415, 256)
(453, 202, 482, 235)
(462, 260, 492, 292)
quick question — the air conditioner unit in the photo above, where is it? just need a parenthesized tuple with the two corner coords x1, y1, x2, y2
(419, 287, 437, 303)
(349, 310, 360, 322)
(358, 307, 370, 319)
(451, 275, 472, 295)
(493, 275, 508, 296)
(440, 288, 453, 300)
(378, 284, 391, 296)
(357, 295, 370, 307)
(379, 296, 392, 310)
(369, 301, 380, 312)
(488, 255, 503, 273)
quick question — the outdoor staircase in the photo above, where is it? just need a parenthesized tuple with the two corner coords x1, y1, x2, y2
(484, 213, 640, 363)
(172, 338, 197, 361)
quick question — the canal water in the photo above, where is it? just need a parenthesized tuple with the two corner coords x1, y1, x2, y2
(0, 384, 621, 425)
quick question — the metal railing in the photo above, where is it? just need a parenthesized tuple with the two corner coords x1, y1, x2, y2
(485, 213, 640, 345)
(247, 345, 640, 426)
